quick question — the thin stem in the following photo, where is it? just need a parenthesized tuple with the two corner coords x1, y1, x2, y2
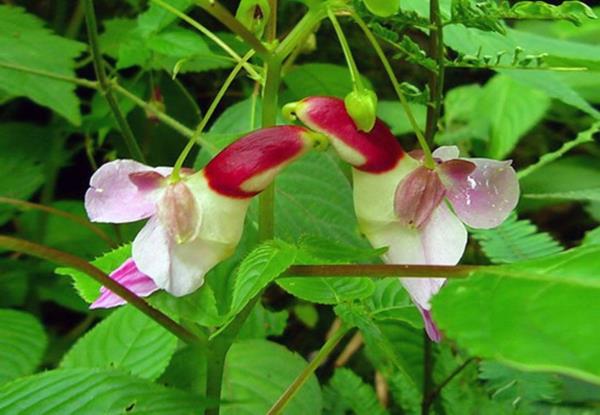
(285, 264, 476, 278)
(195, 0, 269, 57)
(328, 10, 363, 91)
(112, 82, 195, 139)
(83, 0, 146, 162)
(424, 0, 445, 146)
(422, 334, 434, 415)
(150, 0, 262, 80)
(268, 325, 350, 415)
(0, 61, 98, 89)
(266, 0, 278, 42)
(0, 235, 200, 344)
(258, 57, 282, 241)
(351, 13, 435, 169)
(276, 5, 326, 60)
(424, 358, 475, 406)
(172, 51, 255, 179)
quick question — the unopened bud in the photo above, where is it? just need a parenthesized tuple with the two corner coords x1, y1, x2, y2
(235, 0, 271, 38)
(363, 0, 400, 17)
(344, 89, 378, 132)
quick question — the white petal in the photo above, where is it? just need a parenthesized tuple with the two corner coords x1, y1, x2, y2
(132, 216, 171, 290)
(432, 146, 460, 162)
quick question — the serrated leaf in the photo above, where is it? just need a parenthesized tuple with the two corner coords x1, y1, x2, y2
(55, 244, 131, 303)
(470, 213, 563, 264)
(278, 276, 375, 304)
(365, 280, 423, 327)
(323, 368, 389, 415)
(0, 309, 47, 384)
(222, 339, 322, 415)
(229, 240, 297, 317)
(0, 6, 85, 124)
(0, 368, 204, 414)
(60, 305, 177, 381)
(432, 245, 600, 385)
(238, 303, 289, 340)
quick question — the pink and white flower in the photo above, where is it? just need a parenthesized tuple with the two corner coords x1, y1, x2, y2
(86, 126, 319, 308)
(289, 96, 519, 341)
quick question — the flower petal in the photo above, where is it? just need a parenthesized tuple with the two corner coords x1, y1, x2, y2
(132, 216, 172, 290)
(157, 181, 201, 244)
(85, 160, 158, 223)
(443, 158, 519, 229)
(418, 306, 442, 342)
(394, 166, 446, 228)
(432, 146, 460, 161)
(90, 258, 159, 309)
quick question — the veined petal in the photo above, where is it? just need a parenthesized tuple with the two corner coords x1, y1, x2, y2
(157, 181, 201, 244)
(394, 166, 446, 228)
(90, 258, 159, 309)
(85, 159, 158, 223)
(443, 158, 519, 229)
(132, 216, 172, 290)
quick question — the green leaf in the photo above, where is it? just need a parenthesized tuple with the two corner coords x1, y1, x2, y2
(473, 74, 550, 159)
(55, 244, 131, 304)
(222, 339, 322, 415)
(238, 303, 289, 340)
(470, 213, 563, 264)
(365, 280, 423, 327)
(283, 63, 372, 99)
(137, 0, 194, 37)
(292, 303, 319, 328)
(0, 260, 29, 307)
(278, 276, 375, 304)
(0, 310, 47, 385)
(60, 306, 177, 381)
(432, 245, 600, 384)
(524, 187, 600, 202)
(583, 227, 600, 246)
(0, 368, 204, 414)
(229, 240, 297, 317)
(479, 361, 560, 408)
(376, 101, 427, 136)
(323, 368, 389, 415)
(0, 6, 85, 124)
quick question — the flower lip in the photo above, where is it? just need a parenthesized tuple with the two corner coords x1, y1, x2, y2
(292, 96, 404, 173)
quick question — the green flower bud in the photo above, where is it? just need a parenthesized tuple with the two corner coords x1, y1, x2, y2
(344, 89, 378, 132)
(235, 0, 271, 39)
(363, 0, 401, 17)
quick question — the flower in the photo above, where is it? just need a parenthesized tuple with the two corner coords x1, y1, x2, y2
(288, 96, 519, 341)
(86, 126, 320, 307)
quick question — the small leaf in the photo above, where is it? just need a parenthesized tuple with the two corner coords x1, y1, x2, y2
(323, 368, 389, 415)
(0, 309, 47, 384)
(60, 305, 177, 381)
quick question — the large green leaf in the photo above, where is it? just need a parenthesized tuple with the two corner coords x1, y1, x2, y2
(0, 310, 47, 384)
(432, 245, 600, 384)
(222, 339, 322, 415)
(0, 368, 204, 414)
(283, 63, 372, 99)
(60, 306, 177, 381)
(0, 6, 85, 124)
(376, 101, 427, 136)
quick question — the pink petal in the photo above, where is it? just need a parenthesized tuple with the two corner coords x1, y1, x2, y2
(394, 166, 446, 228)
(374, 204, 467, 310)
(132, 216, 172, 290)
(85, 160, 159, 223)
(90, 258, 159, 309)
(443, 158, 519, 229)
(432, 146, 460, 161)
(156, 182, 201, 244)
(418, 307, 442, 342)
(438, 159, 476, 182)
(129, 171, 165, 192)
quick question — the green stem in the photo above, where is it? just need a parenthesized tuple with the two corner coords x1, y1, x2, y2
(0, 235, 200, 344)
(276, 5, 326, 60)
(258, 57, 282, 241)
(351, 13, 435, 169)
(195, 0, 269, 57)
(0, 197, 116, 248)
(285, 264, 476, 278)
(267, 0, 278, 42)
(150, 0, 262, 80)
(0, 61, 98, 88)
(172, 51, 255, 180)
(424, 0, 445, 146)
(328, 9, 363, 91)
(83, 0, 146, 162)
(268, 325, 350, 415)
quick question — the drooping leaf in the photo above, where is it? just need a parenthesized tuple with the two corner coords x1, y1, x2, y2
(470, 213, 563, 264)
(60, 305, 177, 381)
(323, 368, 389, 415)
(432, 245, 600, 384)
(0, 6, 85, 124)
(0, 368, 204, 414)
(222, 339, 322, 415)
(0, 309, 47, 385)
